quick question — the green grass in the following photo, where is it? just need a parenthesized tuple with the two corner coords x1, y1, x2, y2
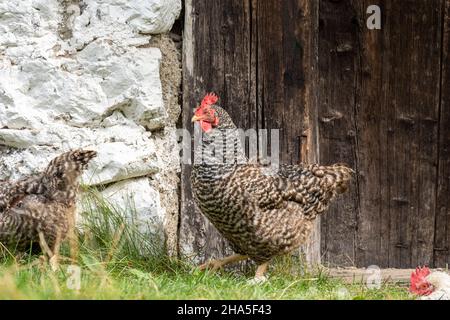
(0, 260, 413, 300)
(0, 189, 413, 300)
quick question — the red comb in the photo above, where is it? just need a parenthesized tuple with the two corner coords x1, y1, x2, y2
(194, 93, 220, 133)
(200, 93, 219, 109)
(410, 266, 431, 294)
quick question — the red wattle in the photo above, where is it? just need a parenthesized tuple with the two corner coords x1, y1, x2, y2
(201, 121, 212, 133)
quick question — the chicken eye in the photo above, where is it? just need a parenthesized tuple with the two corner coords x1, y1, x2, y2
(416, 282, 430, 292)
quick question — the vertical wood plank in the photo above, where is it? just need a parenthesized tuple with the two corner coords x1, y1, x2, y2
(256, 0, 320, 264)
(353, 0, 442, 268)
(318, 0, 360, 267)
(180, 0, 254, 262)
(319, 0, 443, 268)
(434, 0, 450, 268)
(350, 0, 394, 268)
(409, 2, 443, 268)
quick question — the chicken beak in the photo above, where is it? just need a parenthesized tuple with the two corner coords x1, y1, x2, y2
(191, 115, 202, 122)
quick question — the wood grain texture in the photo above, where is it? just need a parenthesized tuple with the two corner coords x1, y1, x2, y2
(357, 0, 441, 268)
(180, 0, 321, 265)
(182, 0, 450, 268)
(320, 0, 444, 268)
(256, 0, 320, 264)
(434, 0, 450, 268)
(318, 0, 360, 267)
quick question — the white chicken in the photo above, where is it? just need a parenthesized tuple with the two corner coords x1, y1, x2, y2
(410, 267, 450, 300)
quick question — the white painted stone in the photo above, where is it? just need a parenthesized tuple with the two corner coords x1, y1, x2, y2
(100, 178, 165, 245)
(0, 42, 165, 130)
(85, 141, 160, 186)
(70, 0, 182, 45)
(0, 117, 161, 186)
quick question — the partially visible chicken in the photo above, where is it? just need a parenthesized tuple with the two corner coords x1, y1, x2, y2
(410, 267, 450, 300)
(0, 149, 97, 254)
(191, 93, 353, 281)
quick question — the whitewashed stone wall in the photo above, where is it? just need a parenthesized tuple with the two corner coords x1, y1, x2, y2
(0, 0, 182, 254)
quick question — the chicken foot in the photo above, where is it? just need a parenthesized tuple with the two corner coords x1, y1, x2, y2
(248, 262, 269, 284)
(199, 254, 248, 271)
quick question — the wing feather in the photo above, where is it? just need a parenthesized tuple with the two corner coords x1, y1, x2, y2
(238, 163, 352, 218)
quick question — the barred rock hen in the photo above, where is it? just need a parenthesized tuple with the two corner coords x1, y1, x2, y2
(191, 93, 353, 282)
(0, 149, 97, 253)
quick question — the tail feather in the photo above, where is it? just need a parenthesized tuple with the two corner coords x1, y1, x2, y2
(320, 164, 354, 194)
(277, 163, 354, 217)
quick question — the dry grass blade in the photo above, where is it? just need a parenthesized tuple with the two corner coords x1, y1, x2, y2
(105, 223, 125, 264)
(68, 210, 79, 261)
(38, 231, 53, 258)
(0, 242, 17, 262)
(49, 230, 62, 272)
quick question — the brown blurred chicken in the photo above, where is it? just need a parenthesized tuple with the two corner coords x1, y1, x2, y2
(0, 149, 97, 254)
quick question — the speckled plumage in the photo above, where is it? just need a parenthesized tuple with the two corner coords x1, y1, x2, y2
(0, 176, 42, 213)
(191, 99, 353, 270)
(0, 149, 97, 252)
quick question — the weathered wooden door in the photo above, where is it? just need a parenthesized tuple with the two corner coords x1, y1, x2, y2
(319, 0, 450, 268)
(180, 0, 450, 268)
(180, 0, 320, 264)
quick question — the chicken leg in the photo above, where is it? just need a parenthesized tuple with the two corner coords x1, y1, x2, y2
(248, 262, 270, 285)
(199, 254, 248, 271)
